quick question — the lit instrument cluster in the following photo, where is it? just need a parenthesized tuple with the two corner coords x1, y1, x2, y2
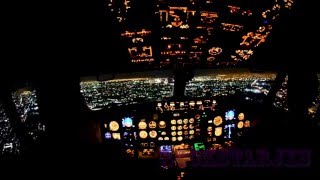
(101, 99, 252, 158)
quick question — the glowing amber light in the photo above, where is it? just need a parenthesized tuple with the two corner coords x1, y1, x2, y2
(112, 133, 121, 140)
(149, 130, 157, 138)
(213, 116, 223, 126)
(139, 131, 148, 139)
(237, 121, 244, 129)
(238, 113, 245, 121)
(159, 121, 166, 128)
(138, 121, 147, 130)
(149, 121, 157, 128)
(214, 127, 223, 136)
(109, 121, 119, 131)
(244, 120, 251, 128)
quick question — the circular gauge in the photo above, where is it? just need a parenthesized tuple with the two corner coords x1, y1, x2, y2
(189, 124, 194, 129)
(177, 136, 183, 141)
(189, 130, 194, 135)
(161, 131, 166, 136)
(109, 121, 119, 131)
(164, 137, 169, 141)
(139, 131, 148, 139)
(208, 47, 222, 55)
(158, 137, 163, 141)
(214, 127, 223, 136)
(172, 137, 177, 142)
(149, 121, 157, 128)
(195, 114, 200, 120)
(177, 126, 183, 130)
(177, 131, 183, 136)
(189, 135, 194, 139)
(189, 118, 194, 123)
(184, 131, 188, 135)
(112, 133, 121, 140)
(213, 116, 223, 126)
(159, 121, 166, 128)
(171, 126, 176, 131)
(237, 121, 244, 129)
(244, 120, 250, 128)
(177, 119, 183, 124)
(183, 125, 188, 130)
(183, 119, 188, 124)
(138, 121, 147, 130)
(149, 130, 157, 138)
(207, 126, 213, 131)
(171, 131, 177, 136)
(171, 120, 176, 125)
(238, 113, 245, 121)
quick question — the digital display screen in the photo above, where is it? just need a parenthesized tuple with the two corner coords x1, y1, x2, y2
(194, 142, 205, 151)
(160, 145, 172, 153)
(122, 117, 133, 127)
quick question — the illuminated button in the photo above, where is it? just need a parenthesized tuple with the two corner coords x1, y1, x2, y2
(177, 136, 183, 141)
(189, 130, 194, 135)
(177, 131, 183, 136)
(183, 119, 188, 124)
(177, 126, 182, 130)
(195, 114, 200, 120)
(172, 137, 177, 142)
(158, 137, 163, 141)
(177, 119, 183, 124)
(184, 131, 188, 135)
(171, 126, 176, 131)
(207, 126, 213, 131)
(171, 120, 176, 125)
(171, 131, 177, 136)
(189, 124, 194, 129)
(164, 137, 169, 141)
(161, 131, 166, 136)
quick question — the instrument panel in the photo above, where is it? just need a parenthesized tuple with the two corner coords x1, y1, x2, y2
(101, 99, 252, 158)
